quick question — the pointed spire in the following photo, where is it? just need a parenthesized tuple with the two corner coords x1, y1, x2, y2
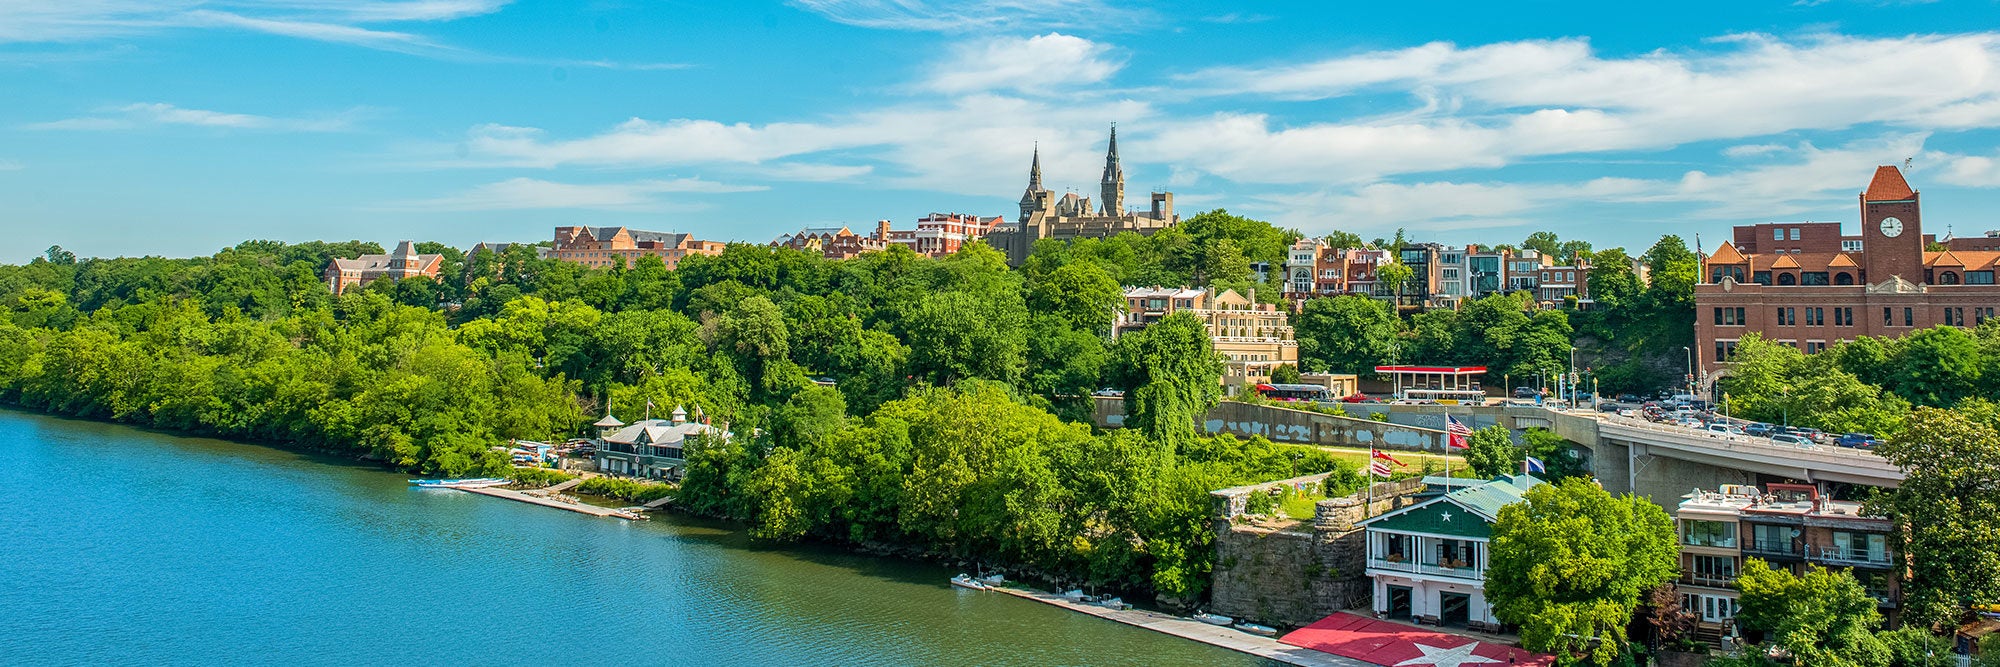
(1028, 142, 1043, 191)
(1100, 124, 1125, 217)
(1101, 125, 1121, 182)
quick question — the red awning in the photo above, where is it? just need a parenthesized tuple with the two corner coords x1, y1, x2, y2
(1373, 366, 1488, 375)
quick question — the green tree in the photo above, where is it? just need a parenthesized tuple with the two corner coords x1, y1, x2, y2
(1867, 406, 2000, 628)
(1585, 248, 1642, 310)
(1269, 364, 1302, 385)
(1377, 262, 1414, 301)
(1523, 231, 1561, 258)
(1027, 261, 1123, 337)
(1734, 559, 1889, 667)
(1886, 326, 1984, 407)
(1879, 627, 1956, 667)
(1462, 425, 1518, 478)
(1293, 295, 1402, 374)
(1110, 312, 1224, 449)
(713, 295, 791, 395)
(1486, 478, 1678, 665)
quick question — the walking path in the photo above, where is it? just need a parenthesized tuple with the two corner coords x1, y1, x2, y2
(458, 485, 639, 520)
(538, 477, 585, 495)
(988, 587, 1369, 667)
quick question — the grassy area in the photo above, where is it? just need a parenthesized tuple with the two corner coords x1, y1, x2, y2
(1315, 446, 1472, 477)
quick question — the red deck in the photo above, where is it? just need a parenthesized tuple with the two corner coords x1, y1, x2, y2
(1279, 613, 1553, 666)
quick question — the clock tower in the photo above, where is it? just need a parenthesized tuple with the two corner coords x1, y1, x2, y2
(1859, 165, 1923, 284)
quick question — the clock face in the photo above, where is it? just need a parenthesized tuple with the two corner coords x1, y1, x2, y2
(1879, 217, 1904, 238)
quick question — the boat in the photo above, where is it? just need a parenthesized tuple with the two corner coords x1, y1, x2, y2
(1193, 612, 1234, 626)
(1060, 589, 1094, 602)
(949, 574, 988, 590)
(410, 478, 509, 489)
(1233, 622, 1278, 637)
(1092, 596, 1129, 611)
(976, 574, 1005, 587)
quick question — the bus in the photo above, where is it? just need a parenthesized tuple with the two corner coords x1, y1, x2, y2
(1253, 383, 1332, 402)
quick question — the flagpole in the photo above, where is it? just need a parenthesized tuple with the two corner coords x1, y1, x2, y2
(1445, 411, 1451, 482)
(1367, 444, 1375, 519)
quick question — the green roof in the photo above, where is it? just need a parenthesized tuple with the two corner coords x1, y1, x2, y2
(1362, 475, 1543, 540)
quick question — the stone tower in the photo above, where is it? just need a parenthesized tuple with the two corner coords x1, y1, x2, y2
(1100, 125, 1124, 217)
(1019, 143, 1045, 224)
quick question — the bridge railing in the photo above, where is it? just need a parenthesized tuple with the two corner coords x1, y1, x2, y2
(1596, 415, 1900, 472)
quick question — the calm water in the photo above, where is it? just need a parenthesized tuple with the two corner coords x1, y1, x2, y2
(0, 410, 1259, 666)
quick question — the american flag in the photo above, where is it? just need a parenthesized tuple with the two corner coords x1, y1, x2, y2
(1369, 460, 1394, 477)
(1446, 415, 1471, 450)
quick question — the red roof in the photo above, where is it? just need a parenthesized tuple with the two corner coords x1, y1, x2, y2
(1280, 612, 1554, 666)
(1864, 166, 1915, 201)
(1374, 366, 1489, 375)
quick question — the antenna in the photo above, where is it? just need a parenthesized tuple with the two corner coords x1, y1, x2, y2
(1904, 157, 1914, 169)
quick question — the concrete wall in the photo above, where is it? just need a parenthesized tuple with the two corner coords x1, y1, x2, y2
(1207, 479, 1428, 627)
(1095, 397, 1449, 453)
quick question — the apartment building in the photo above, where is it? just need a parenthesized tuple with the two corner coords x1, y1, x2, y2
(1675, 484, 1900, 636)
(551, 226, 727, 270)
(1696, 166, 2000, 373)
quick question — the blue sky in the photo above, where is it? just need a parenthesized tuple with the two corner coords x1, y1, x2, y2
(7, 0, 2000, 260)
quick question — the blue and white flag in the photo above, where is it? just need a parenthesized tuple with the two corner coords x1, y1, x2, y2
(1525, 456, 1547, 474)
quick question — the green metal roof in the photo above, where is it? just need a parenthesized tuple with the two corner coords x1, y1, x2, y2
(1362, 474, 1543, 539)
(1448, 474, 1541, 520)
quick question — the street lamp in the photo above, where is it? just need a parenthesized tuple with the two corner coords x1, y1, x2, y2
(1682, 346, 1695, 399)
(1568, 345, 1579, 409)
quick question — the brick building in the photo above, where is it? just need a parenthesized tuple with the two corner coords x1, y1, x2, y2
(1695, 166, 2000, 375)
(985, 127, 1179, 266)
(771, 224, 890, 260)
(889, 213, 1005, 258)
(551, 226, 726, 270)
(1281, 240, 1394, 306)
(323, 240, 443, 295)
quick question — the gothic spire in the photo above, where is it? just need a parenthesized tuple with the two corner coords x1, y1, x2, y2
(1100, 125, 1124, 217)
(1028, 142, 1042, 191)
(1101, 126, 1120, 183)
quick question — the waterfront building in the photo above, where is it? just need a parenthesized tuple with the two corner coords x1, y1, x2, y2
(1116, 286, 1297, 394)
(984, 127, 1180, 266)
(592, 406, 726, 480)
(323, 240, 444, 295)
(1673, 484, 1901, 638)
(1361, 475, 1543, 629)
(1696, 166, 2000, 374)
(551, 226, 727, 270)
(771, 224, 889, 260)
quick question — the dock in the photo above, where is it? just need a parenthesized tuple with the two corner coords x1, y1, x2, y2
(457, 485, 640, 520)
(988, 587, 1368, 667)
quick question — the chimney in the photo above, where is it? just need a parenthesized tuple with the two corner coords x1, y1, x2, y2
(876, 219, 892, 241)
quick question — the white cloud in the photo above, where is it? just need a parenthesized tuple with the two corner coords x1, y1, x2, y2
(25, 102, 361, 132)
(390, 177, 765, 211)
(1155, 32, 2000, 185)
(0, 159, 22, 171)
(922, 33, 1121, 95)
(788, 0, 1139, 31)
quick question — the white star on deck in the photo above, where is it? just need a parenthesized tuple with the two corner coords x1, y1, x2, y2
(1393, 641, 1501, 667)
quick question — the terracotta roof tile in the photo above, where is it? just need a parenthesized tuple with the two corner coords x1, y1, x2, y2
(1864, 166, 1916, 201)
(1770, 254, 1801, 270)
(1827, 253, 1859, 268)
(1708, 242, 1747, 264)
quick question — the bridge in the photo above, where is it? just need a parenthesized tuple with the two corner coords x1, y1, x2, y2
(1093, 397, 1907, 508)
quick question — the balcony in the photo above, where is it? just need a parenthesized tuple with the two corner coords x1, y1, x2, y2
(1743, 539, 1801, 558)
(1367, 556, 1484, 581)
(1806, 544, 1892, 568)
(1682, 572, 1736, 588)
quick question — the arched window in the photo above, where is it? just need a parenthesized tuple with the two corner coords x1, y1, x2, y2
(1941, 272, 1961, 285)
(1835, 272, 1854, 285)
(1777, 273, 1797, 285)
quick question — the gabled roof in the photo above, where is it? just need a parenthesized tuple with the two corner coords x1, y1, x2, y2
(1864, 166, 1916, 202)
(603, 418, 720, 446)
(1827, 253, 1859, 268)
(1708, 242, 1747, 265)
(1360, 475, 1542, 539)
(1769, 254, 1800, 270)
(1930, 250, 1966, 266)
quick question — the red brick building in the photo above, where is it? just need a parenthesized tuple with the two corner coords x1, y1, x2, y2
(323, 240, 444, 295)
(771, 224, 890, 260)
(1695, 166, 2000, 376)
(889, 213, 1003, 258)
(551, 226, 726, 270)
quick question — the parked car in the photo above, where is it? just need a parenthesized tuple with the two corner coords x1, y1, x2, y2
(1617, 408, 1640, 418)
(1597, 402, 1621, 413)
(1743, 423, 1773, 437)
(1792, 427, 1829, 443)
(1616, 393, 1641, 403)
(1836, 433, 1880, 449)
(1513, 386, 1538, 398)
(1701, 423, 1744, 436)
(1770, 433, 1812, 447)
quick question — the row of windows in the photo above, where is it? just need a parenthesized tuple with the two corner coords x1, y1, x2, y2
(1772, 227, 1803, 241)
(1714, 306, 1995, 328)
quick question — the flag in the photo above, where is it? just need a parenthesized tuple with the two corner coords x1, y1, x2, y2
(1446, 415, 1472, 449)
(1525, 456, 1546, 474)
(1369, 460, 1393, 477)
(1372, 449, 1407, 467)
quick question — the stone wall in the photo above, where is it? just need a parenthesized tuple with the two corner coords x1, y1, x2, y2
(1094, 397, 1449, 453)
(1207, 478, 1428, 628)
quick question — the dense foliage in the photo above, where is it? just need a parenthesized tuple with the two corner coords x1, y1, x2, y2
(1486, 478, 1678, 666)
(1733, 560, 1888, 667)
(1865, 405, 2000, 629)
(1719, 322, 2000, 435)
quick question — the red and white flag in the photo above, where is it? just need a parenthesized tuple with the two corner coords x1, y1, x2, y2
(1372, 449, 1407, 467)
(1446, 415, 1472, 450)
(1369, 460, 1394, 477)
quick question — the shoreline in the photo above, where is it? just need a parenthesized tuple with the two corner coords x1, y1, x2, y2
(986, 586, 1365, 667)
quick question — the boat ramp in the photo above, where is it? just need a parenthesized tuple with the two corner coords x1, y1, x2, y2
(454, 485, 642, 520)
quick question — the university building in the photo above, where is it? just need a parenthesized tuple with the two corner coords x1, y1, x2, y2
(985, 127, 1180, 266)
(551, 226, 727, 270)
(1695, 166, 2000, 374)
(771, 223, 890, 260)
(1116, 286, 1297, 394)
(323, 241, 444, 295)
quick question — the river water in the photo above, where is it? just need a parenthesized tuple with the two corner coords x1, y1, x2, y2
(0, 410, 1261, 666)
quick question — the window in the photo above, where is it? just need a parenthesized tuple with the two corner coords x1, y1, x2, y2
(1688, 555, 1738, 586)
(1979, 307, 1997, 325)
(1969, 271, 1995, 285)
(1945, 307, 1966, 327)
(1905, 307, 1914, 327)
(1774, 228, 1785, 241)
(1940, 272, 1960, 285)
(1750, 524, 1793, 553)
(1715, 339, 1739, 362)
(1713, 265, 1746, 282)
(1835, 307, 1853, 327)
(1835, 272, 1855, 285)
(1778, 273, 1797, 285)
(1789, 228, 1802, 241)
(1803, 272, 1829, 285)
(1804, 307, 1823, 326)
(1884, 307, 1893, 327)
(1684, 520, 1736, 547)
(1754, 271, 1772, 285)
(1830, 532, 1889, 564)
(1806, 341, 1827, 354)
(1842, 240, 1864, 252)
(1776, 307, 1795, 325)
